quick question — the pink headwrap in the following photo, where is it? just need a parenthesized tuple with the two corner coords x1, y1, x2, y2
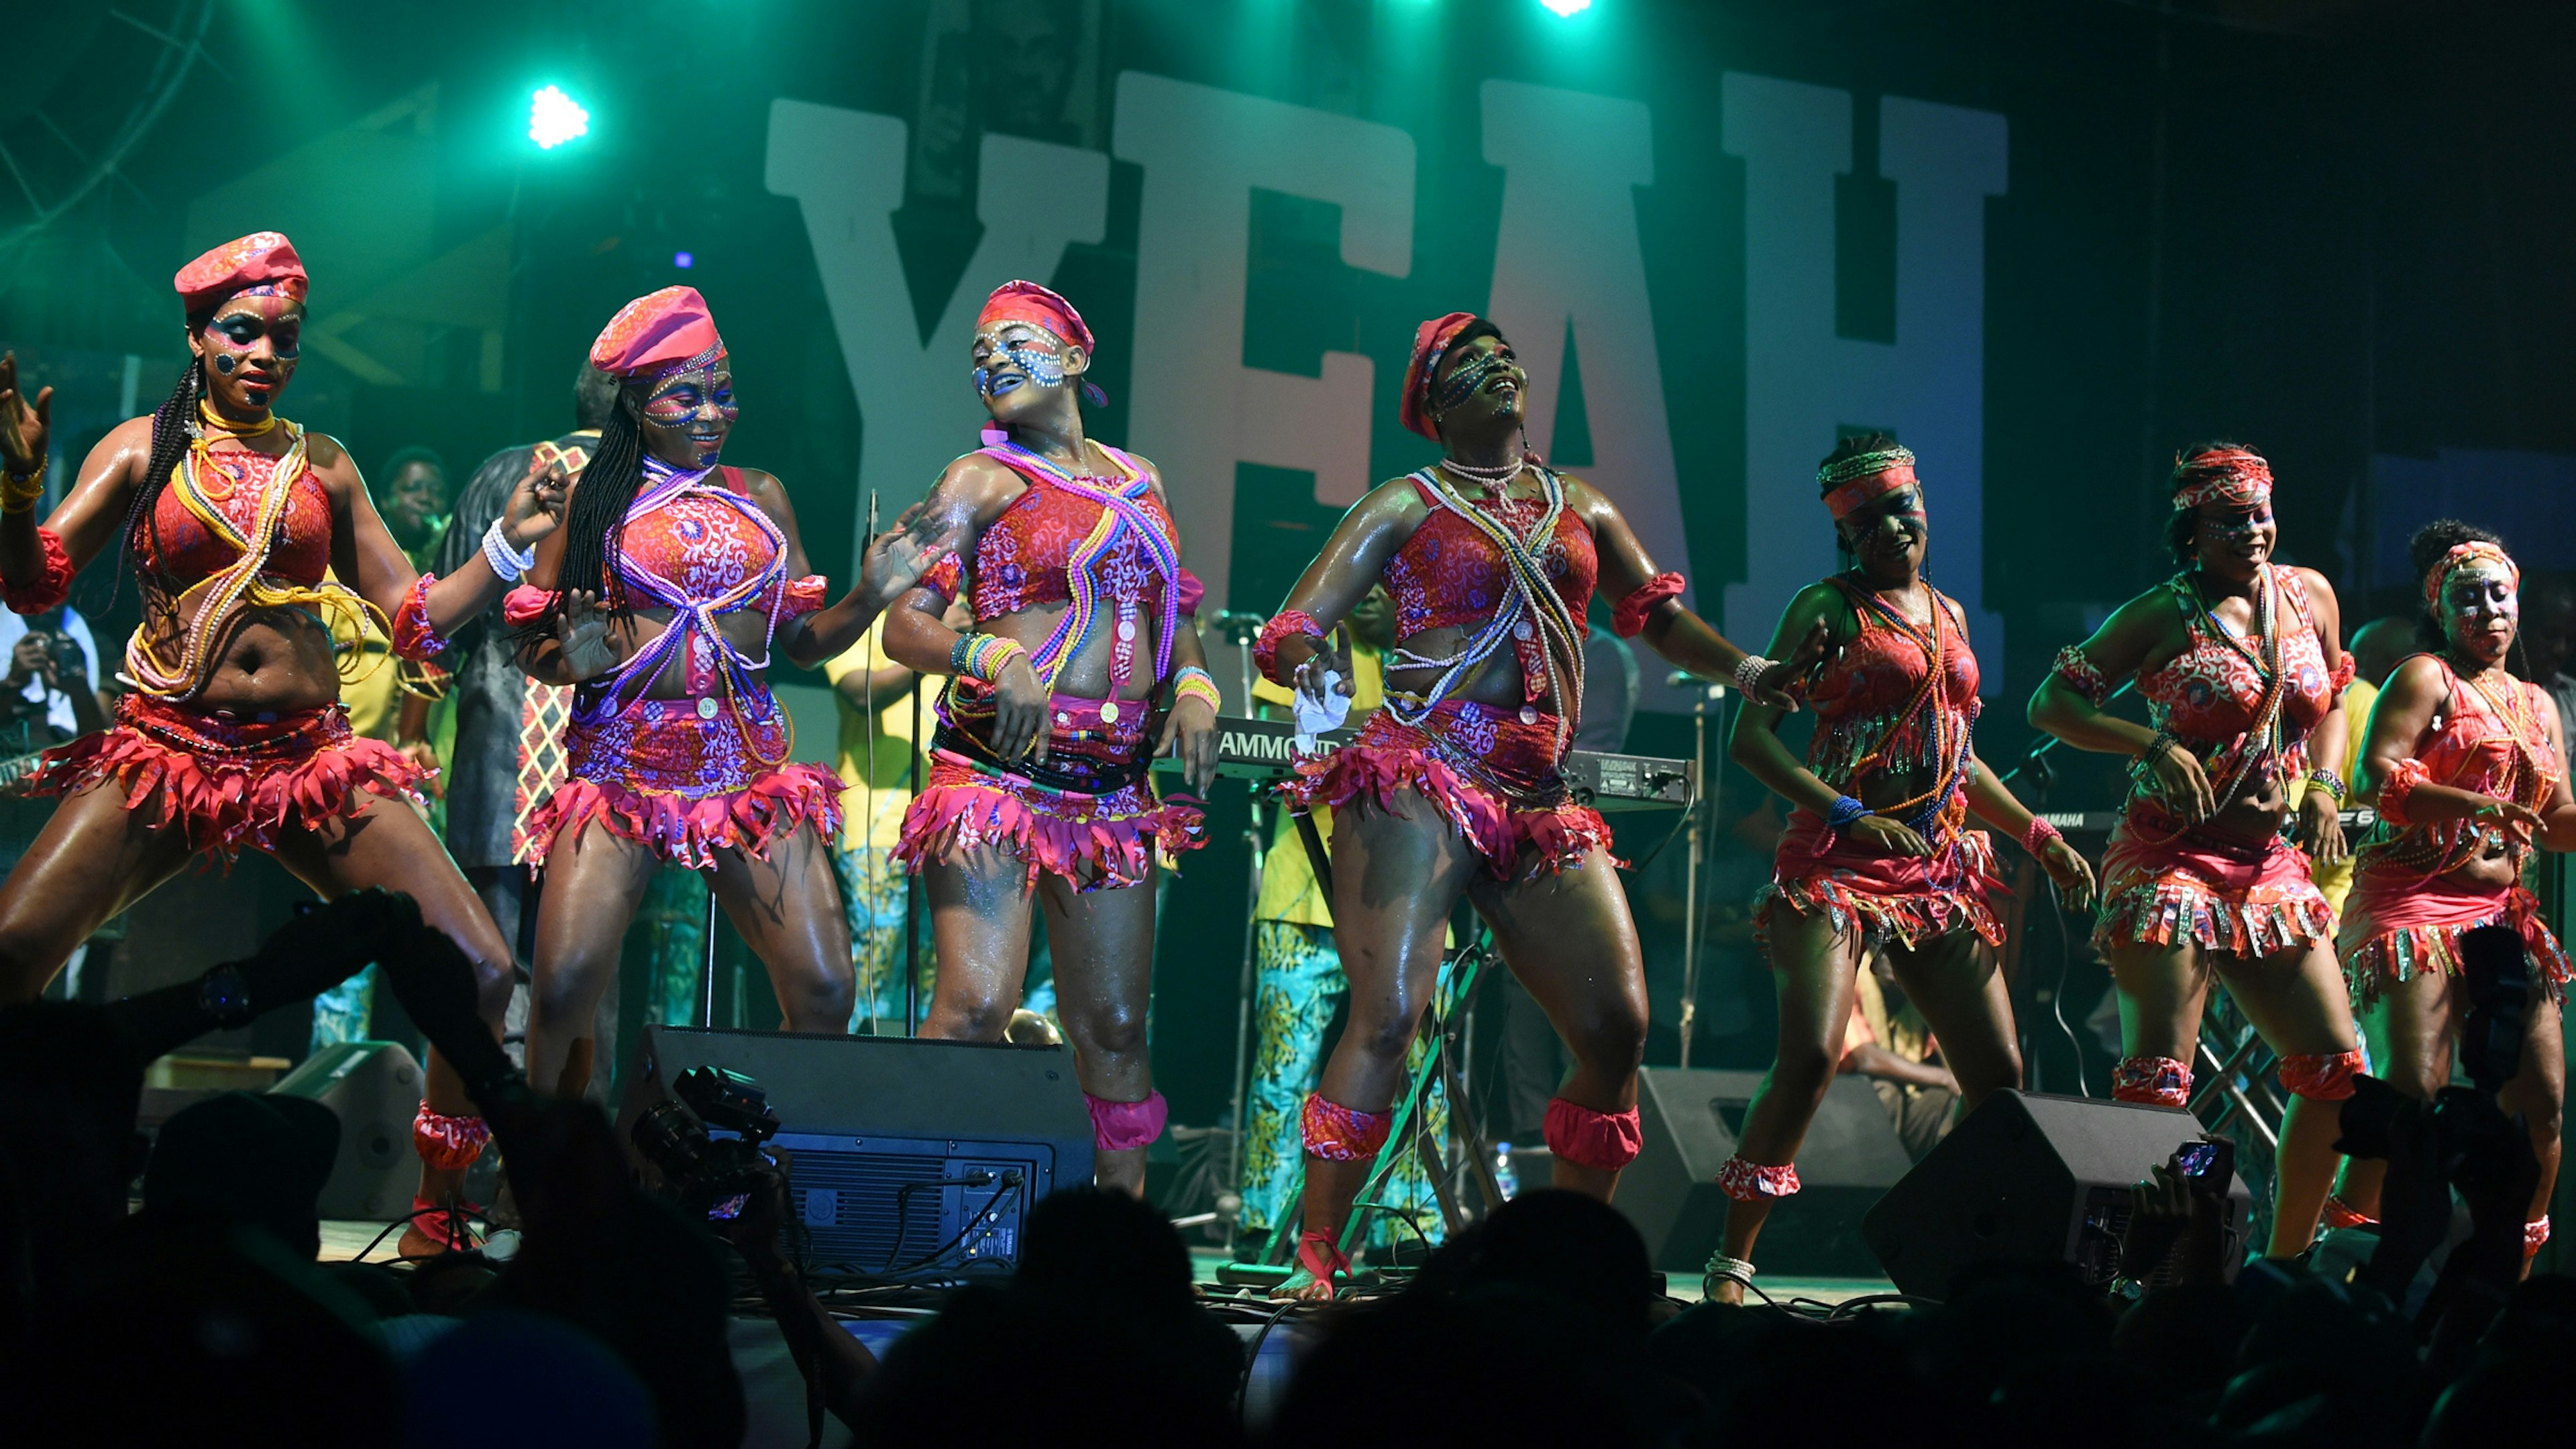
(1399, 312, 1481, 441)
(976, 280, 1094, 354)
(590, 286, 726, 379)
(174, 232, 309, 315)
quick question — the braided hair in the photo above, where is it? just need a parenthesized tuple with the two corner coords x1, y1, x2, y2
(537, 399, 647, 635)
(108, 359, 207, 627)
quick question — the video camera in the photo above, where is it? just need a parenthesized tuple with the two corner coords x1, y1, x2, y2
(2335, 924, 2530, 1169)
(631, 1065, 783, 1222)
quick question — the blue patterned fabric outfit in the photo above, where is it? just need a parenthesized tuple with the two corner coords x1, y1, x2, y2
(1240, 921, 1448, 1249)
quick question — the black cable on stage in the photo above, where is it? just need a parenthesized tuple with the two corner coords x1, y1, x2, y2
(1235, 1297, 1312, 1413)
(2041, 874, 2092, 1096)
(879, 1177, 1021, 1276)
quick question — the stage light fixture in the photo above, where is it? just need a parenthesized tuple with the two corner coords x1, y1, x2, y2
(674, 251, 695, 269)
(529, 85, 590, 150)
(1539, 0, 1593, 15)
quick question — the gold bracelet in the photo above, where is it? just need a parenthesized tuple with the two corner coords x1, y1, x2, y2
(1, 461, 45, 515)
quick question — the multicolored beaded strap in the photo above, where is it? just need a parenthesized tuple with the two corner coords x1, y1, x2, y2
(126, 415, 392, 700)
(1835, 582, 1975, 847)
(1384, 464, 1587, 763)
(976, 441, 1180, 697)
(593, 455, 792, 767)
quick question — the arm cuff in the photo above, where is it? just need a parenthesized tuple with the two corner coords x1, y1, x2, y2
(1611, 572, 1685, 639)
(389, 574, 449, 661)
(3, 527, 73, 616)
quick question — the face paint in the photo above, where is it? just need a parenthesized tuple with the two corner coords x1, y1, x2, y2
(2442, 564, 2519, 651)
(2200, 503, 2272, 543)
(643, 371, 737, 427)
(1435, 349, 1517, 413)
(213, 354, 237, 374)
(972, 338, 1069, 399)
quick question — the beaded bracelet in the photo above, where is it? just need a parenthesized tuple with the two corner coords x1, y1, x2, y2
(1170, 664, 1222, 714)
(1, 461, 46, 515)
(480, 517, 539, 582)
(2023, 815, 2064, 857)
(2130, 727, 2177, 791)
(1824, 795, 1870, 833)
(2305, 767, 2347, 804)
(1732, 653, 1779, 697)
(951, 633, 1027, 684)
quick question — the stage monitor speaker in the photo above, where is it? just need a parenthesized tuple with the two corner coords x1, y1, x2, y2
(1861, 1089, 2252, 1299)
(268, 1041, 423, 1221)
(1617, 1067, 1913, 1277)
(616, 1026, 1093, 1277)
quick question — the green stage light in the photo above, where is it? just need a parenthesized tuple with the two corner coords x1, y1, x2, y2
(1539, 0, 1593, 15)
(529, 86, 591, 150)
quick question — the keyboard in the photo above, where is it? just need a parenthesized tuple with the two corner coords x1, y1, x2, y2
(1151, 715, 1694, 811)
(2035, 807, 2379, 833)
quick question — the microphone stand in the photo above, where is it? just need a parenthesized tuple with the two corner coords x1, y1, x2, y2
(1668, 673, 1727, 1069)
(1212, 610, 1267, 1246)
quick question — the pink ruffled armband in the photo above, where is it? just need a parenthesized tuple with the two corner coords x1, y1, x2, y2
(1611, 571, 1685, 639)
(2377, 757, 2430, 827)
(2, 526, 72, 616)
(781, 574, 828, 625)
(390, 574, 449, 661)
(1175, 566, 1205, 620)
(1254, 610, 1324, 686)
(500, 584, 555, 629)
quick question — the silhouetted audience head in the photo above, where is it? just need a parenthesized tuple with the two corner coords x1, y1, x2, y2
(143, 1091, 339, 1259)
(404, 1310, 654, 1448)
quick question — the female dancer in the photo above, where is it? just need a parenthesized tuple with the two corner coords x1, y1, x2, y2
(2029, 442, 2362, 1258)
(512, 286, 953, 1097)
(2326, 521, 2573, 1260)
(1711, 435, 2096, 1301)
(0, 233, 562, 1254)
(1260, 313, 1822, 1299)
(883, 280, 1218, 1195)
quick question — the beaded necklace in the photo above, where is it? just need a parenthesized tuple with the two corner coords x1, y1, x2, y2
(1835, 578, 1974, 841)
(981, 439, 1180, 712)
(590, 456, 793, 767)
(127, 409, 386, 699)
(1385, 464, 1587, 763)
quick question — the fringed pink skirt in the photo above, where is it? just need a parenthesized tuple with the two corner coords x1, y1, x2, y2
(2338, 866, 2571, 1008)
(894, 690, 1203, 893)
(28, 693, 427, 861)
(2092, 805, 2333, 959)
(1755, 809, 2004, 952)
(531, 692, 843, 869)
(1287, 701, 1613, 879)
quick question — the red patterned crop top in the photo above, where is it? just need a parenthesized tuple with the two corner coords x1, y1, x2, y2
(2135, 567, 2346, 751)
(1801, 578, 1980, 791)
(1384, 476, 1597, 640)
(146, 447, 334, 587)
(920, 445, 1183, 623)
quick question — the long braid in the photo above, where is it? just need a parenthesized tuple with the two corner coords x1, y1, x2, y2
(109, 360, 203, 627)
(538, 402, 646, 637)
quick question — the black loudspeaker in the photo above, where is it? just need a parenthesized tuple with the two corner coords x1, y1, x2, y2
(1862, 1090, 2252, 1299)
(1617, 1067, 1914, 1276)
(268, 1041, 424, 1220)
(616, 1026, 1093, 1276)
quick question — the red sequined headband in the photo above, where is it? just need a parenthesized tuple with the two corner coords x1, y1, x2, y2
(1819, 446, 1919, 521)
(2170, 447, 2273, 510)
(2424, 541, 2518, 608)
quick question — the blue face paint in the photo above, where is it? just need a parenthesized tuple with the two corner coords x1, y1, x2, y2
(973, 341, 1068, 398)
